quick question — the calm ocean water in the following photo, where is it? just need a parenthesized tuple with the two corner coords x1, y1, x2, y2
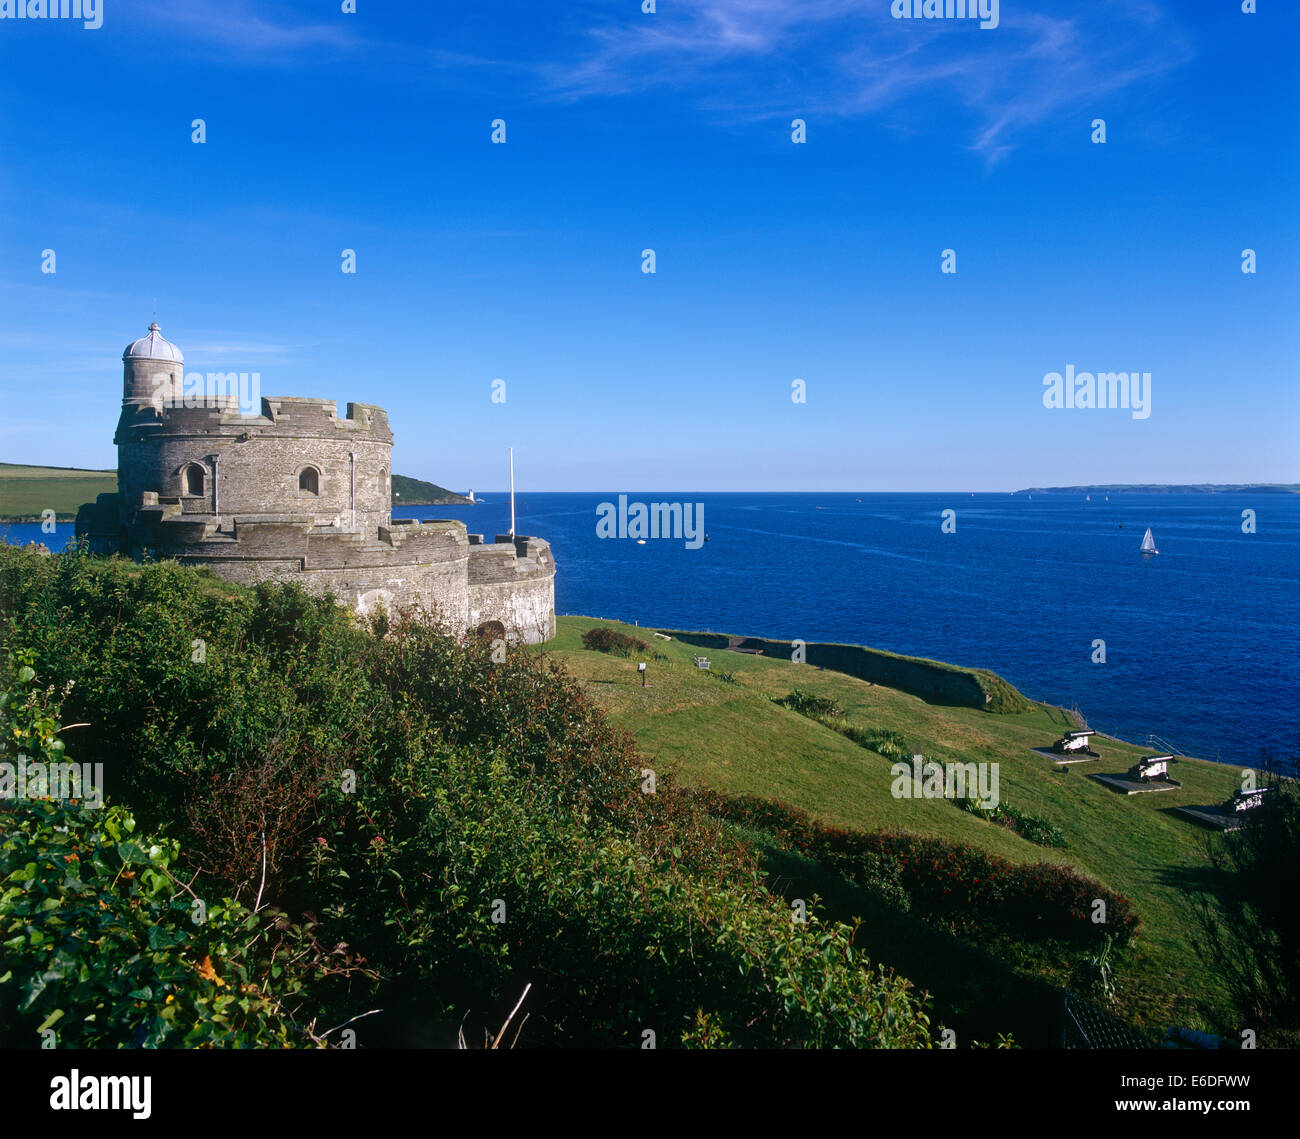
(5, 492, 1297, 769)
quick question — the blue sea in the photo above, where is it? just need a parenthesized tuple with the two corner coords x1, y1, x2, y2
(6, 492, 1297, 770)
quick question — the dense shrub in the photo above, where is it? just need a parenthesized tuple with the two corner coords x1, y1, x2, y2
(0, 660, 367, 1048)
(581, 625, 648, 657)
(687, 790, 1139, 947)
(954, 793, 1067, 849)
(0, 800, 366, 1048)
(0, 547, 936, 1048)
(777, 690, 843, 718)
(776, 692, 910, 759)
(0, 550, 383, 895)
(846, 727, 910, 760)
(1194, 771, 1300, 1045)
(305, 739, 932, 1048)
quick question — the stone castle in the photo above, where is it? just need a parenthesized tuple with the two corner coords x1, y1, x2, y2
(76, 323, 556, 642)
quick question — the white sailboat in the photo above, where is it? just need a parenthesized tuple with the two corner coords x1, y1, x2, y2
(1140, 527, 1158, 556)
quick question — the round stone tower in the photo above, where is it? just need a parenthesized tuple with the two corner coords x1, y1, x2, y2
(115, 322, 190, 515)
(120, 321, 184, 416)
(79, 320, 554, 641)
(113, 320, 394, 532)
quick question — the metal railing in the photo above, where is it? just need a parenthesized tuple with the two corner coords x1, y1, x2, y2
(1059, 989, 1153, 1050)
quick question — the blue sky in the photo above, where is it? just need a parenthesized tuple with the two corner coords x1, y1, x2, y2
(0, 0, 1296, 492)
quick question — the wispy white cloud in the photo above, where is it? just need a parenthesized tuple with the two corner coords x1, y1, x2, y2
(182, 340, 316, 360)
(115, 0, 1194, 163)
(137, 0, 355, 56)
(132, 0, 503, 75)
(541, 0, 1194, 161)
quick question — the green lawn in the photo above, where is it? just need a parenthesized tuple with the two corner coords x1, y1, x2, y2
(0, 463, 117, 520)
(541, 616, 1245, 1041)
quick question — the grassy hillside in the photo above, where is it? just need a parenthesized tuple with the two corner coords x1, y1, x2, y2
(542, 616, 1247, 1041)
(0, 463, 117, 521)
(391, 473, 471, 505)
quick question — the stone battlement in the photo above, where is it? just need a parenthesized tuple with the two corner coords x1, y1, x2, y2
(77, 322, 556, 642)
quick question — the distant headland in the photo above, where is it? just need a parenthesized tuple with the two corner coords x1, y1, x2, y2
(1013, 483, 1300, 495)
(390, 474, 473, 506)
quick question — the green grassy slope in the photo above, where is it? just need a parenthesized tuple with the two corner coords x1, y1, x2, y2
(0, 463, 117, 521)
(542, 616, 1245, 1035)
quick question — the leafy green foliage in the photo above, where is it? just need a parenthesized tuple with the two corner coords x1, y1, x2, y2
(954, 793, 1067, 849)
(0, 657, 370, 1048)
(581, 625, 649, 657)
(0, 546, 937, 1048)
(1193, 772, 1300, 1046)
(777, 689, 844, 718)
(776, 691, 909, 759)
(0, 648, 70, 767)
(0, 800, 332, 1048)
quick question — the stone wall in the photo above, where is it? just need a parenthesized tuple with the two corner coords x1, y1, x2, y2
(468, 574, 556, 643)
(116, 399, 393, 534)
(657, 629, 1030, 712)
(467, 534, 556, 643)
(81, 501, 558, 642)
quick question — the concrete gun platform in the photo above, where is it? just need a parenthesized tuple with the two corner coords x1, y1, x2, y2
(1087, 772, 1183, 795)
(1030, 746, 1099, 765)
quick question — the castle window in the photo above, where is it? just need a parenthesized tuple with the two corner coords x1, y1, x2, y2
(298, 466, 320, 495)
(183, 464, 205, 496)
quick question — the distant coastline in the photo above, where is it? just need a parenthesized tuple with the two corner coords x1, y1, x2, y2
(1013, 483, 1300, 495)
(390, 474, 473, 506)
(0, 463, 472, 521)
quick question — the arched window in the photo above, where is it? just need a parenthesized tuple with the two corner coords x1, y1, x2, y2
(298, 466, 320, 495)
(183, 464, 205, 496)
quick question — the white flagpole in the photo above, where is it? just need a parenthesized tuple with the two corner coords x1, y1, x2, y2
(509, 447, 516, 538)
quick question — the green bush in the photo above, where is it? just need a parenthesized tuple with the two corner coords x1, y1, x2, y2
(777, 692, 910, 760)
(953, 794, 1067, 849)
(777, 690, 843, 718)
(0, 547, 937, 1048)
(0, 800, 352, 1048)
(581, 625, 649, 657)
(688, 789, 1138, 947)
(0, 657, 367, 1048)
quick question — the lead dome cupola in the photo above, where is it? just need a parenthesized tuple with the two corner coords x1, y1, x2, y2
(124, 322, 183, 363)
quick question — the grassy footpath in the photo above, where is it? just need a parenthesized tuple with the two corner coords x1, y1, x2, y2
(541, 616, 1243, 1040)
(0, 463, 116, 521)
